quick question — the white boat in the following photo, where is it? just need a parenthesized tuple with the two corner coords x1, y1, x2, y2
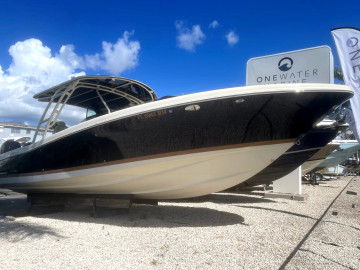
(0, 76, 353, 199)
(343, 155, 360, 175)
(314, 140, 360, 172)
(301, 141, 341, 175)
(320, 165, 346, 177)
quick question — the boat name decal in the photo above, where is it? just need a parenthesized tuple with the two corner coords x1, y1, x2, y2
(137, 109, 168, 120)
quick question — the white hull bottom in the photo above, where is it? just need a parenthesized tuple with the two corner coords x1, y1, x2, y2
(1, 142, 293, 199)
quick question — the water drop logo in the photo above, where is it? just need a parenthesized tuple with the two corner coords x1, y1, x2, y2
(278, 57, 293, 72)
(346, 37, 357, 47)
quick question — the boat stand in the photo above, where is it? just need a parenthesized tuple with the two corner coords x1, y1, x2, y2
(27, 193, 134, 217)
(91, 196, 133, 217)
(266, 166, 305, 201)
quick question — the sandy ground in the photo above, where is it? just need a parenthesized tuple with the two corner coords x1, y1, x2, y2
(0, 176, 359, 270)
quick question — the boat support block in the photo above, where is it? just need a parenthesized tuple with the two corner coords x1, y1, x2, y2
(27, 193, 134, 217)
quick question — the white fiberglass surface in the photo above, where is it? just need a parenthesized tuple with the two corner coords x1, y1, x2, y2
(1, 142, 293, 199)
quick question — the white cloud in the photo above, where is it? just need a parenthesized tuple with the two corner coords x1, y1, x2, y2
(0, 32, 141, 125)
(175, 21, 206, 52)
(209, 20, 219, 29)
(58, 44, 85, 70)
(225, 31, 239, 46)
(84, 53, 101, 70)
(101, 31, 140, 74)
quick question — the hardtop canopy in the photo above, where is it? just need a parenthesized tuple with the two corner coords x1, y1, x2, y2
(32, 76, 157, 142)
(34, 76, 158, 111)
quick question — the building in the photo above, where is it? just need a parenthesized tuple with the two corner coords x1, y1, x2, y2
(0, 122, 47, 144)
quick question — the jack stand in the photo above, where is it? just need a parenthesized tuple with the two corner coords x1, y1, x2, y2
(91, 196, 132, 218)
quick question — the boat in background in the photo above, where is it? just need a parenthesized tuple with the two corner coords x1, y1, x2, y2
(343, 153, 360, 175)
(0, 137, 31, 153)
(231, 120, 344, 189)
(319, 165, 346, 177)
(313, 140, 360, 173)
(0, 77, 354, 199)
(301, 141, 340, 175)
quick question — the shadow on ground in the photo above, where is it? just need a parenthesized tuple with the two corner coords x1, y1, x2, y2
(0, 219, 64, 241)
(232, 204, 317, 220)
(0, 192, 249, 229)
(165, 192, 276, 204)
(0, 185, 280, 231)
(54, 203, 248, 228)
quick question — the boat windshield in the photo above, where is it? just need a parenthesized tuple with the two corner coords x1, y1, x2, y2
(86, 108, 97, 120)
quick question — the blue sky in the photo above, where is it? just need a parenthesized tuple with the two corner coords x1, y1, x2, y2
(0, 0, 359, 124)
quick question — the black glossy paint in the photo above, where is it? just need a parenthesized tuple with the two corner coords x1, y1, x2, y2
(0, 91, 352, 176)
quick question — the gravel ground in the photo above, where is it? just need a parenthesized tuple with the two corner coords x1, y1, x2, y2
(0, 176, 359, 270)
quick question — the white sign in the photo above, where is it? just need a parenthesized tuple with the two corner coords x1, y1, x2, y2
(246, 46, 334, 85)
